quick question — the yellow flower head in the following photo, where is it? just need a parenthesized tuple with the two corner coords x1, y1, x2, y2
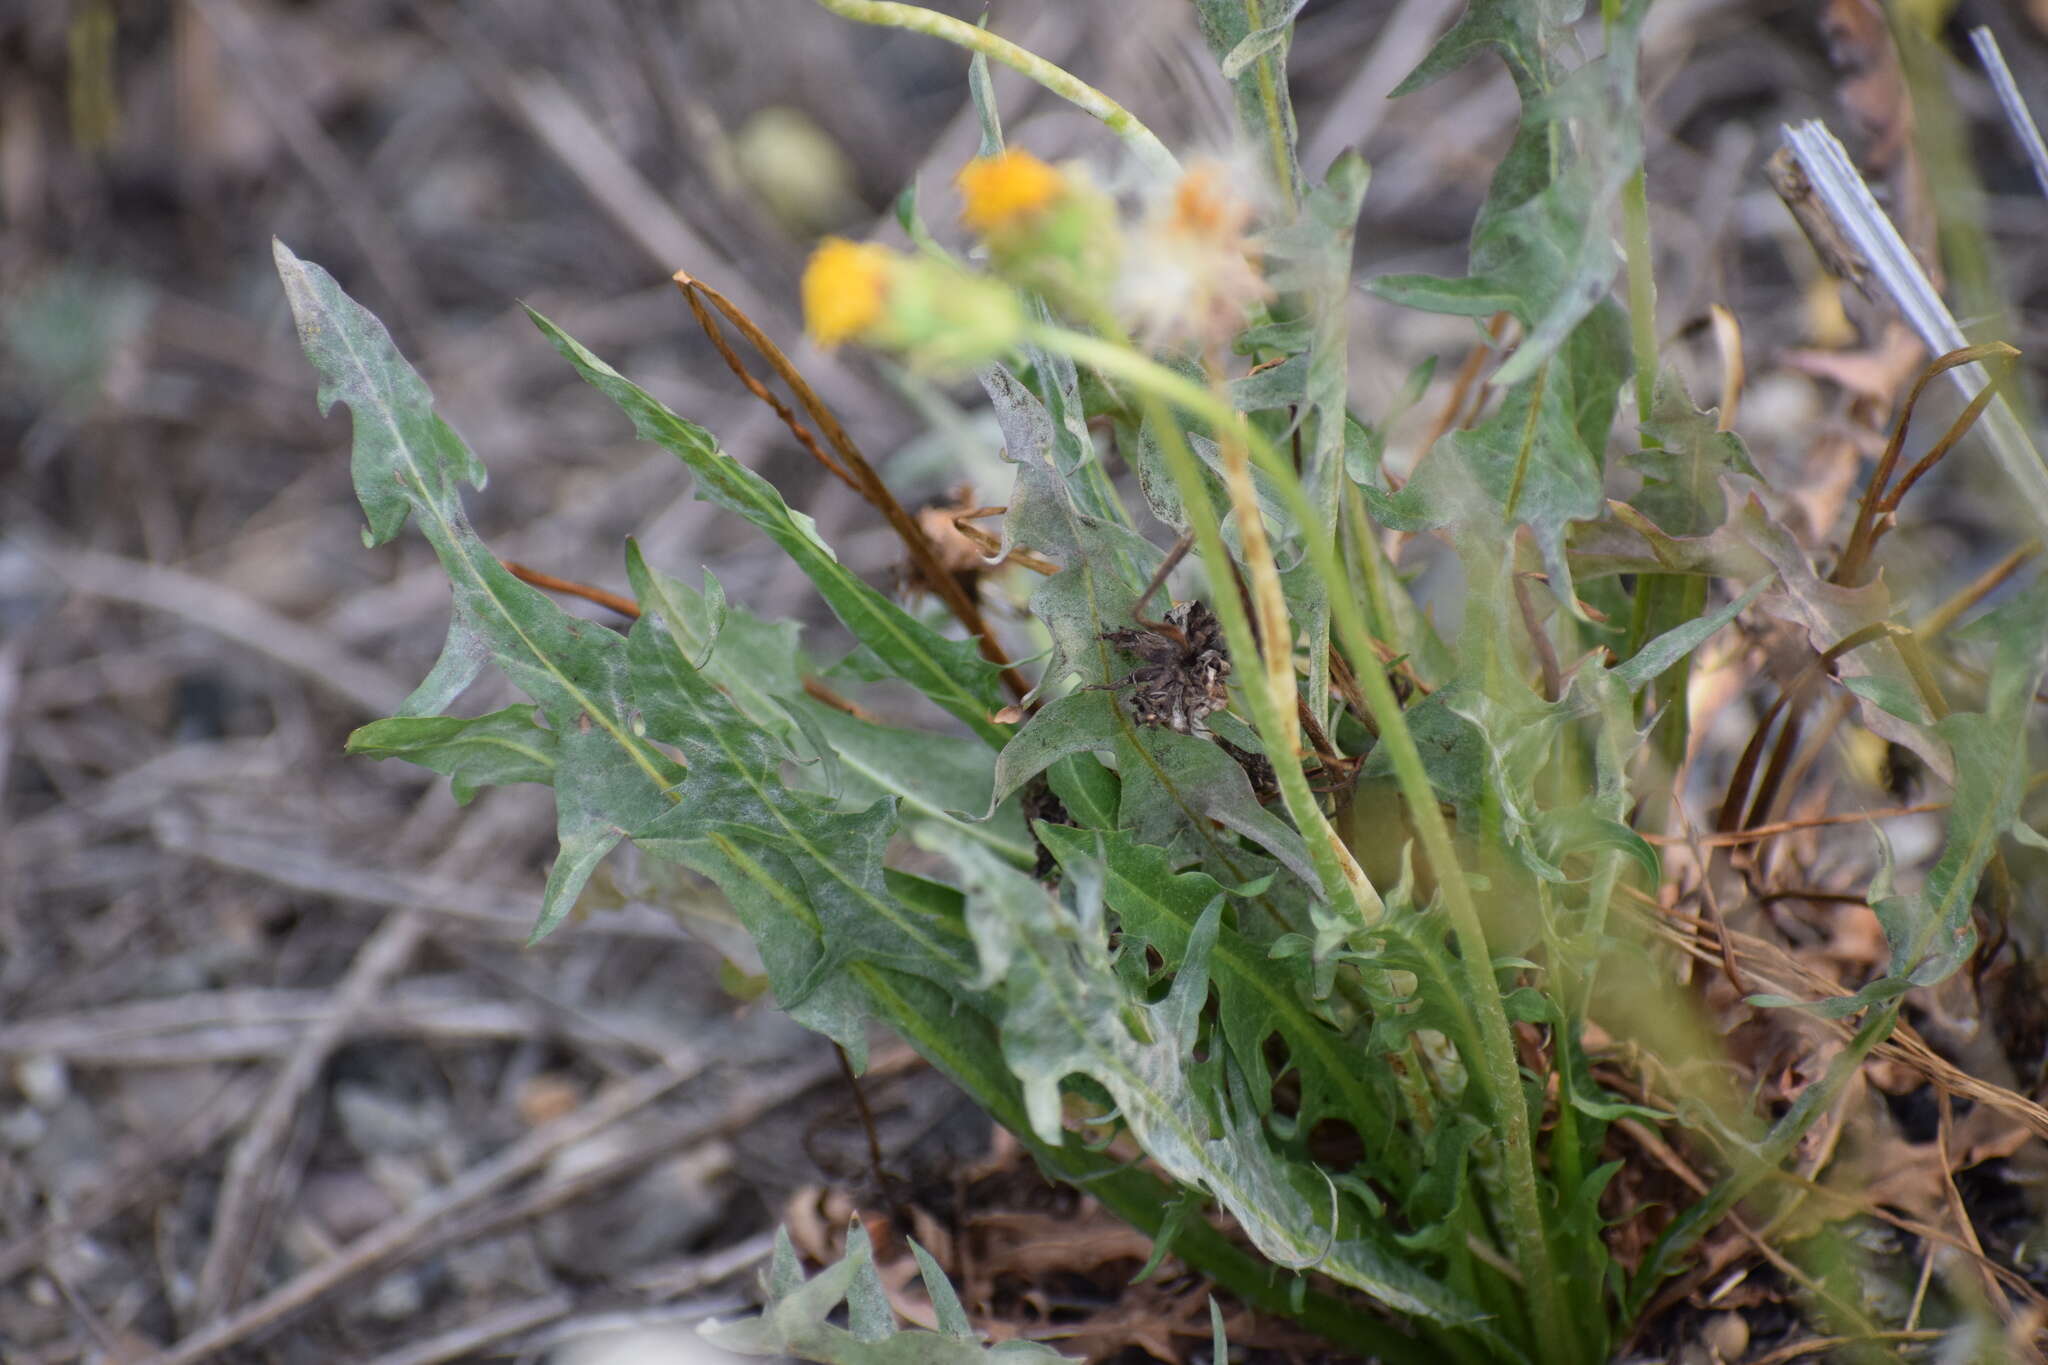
(802, 237, 896, 348)
(798, 238, 1024, 371)
(956, 149, 1066, 234)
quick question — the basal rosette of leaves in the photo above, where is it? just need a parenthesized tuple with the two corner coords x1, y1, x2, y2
(276, 2, 2048, 1361)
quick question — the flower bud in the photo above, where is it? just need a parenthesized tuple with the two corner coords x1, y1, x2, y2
(955, 150, 1119, 314)
(802, 237, 898, 349)
(800, 237, 1024, 373)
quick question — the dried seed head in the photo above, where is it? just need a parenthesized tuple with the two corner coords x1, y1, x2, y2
(1101, 600, 1233, 737)
(1115, 158, 1272, 348)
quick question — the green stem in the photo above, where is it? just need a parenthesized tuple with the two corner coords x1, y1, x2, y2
(1606, 0, 1689, 832)
(1034, 323, 1573, 1360)
(1603, 0, 1656, 427)
(1621, 168, 1657, 425)
(1240, 0, 1299, 216)
(1342, 481, 1398, 650)
(814, 0, 1178, 177)
(1139, 380, 1379, 921)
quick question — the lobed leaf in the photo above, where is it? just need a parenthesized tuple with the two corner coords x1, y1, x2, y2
(1376, 0, 1649, 390)
(345, 707, 558, 805)
(921, 833, 1486, 1328)
(1627, 369, 1760, 538)
(275, 240, 682, 936)
(705, 1226, 1074, 1363)
(623, 544, 973, 1053)
(531, 308, 1010, 744)
(1365, 305, 1629, 616)
(1038, 824, 1406, 1155)
(1774, 576, 2048, 1014)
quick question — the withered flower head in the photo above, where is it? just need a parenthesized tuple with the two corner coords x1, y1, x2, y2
(1115, 158, 1272, 349)
(1101, 600, 1232, 737)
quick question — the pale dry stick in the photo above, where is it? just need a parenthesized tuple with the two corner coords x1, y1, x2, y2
(1745, 1330, 1945, 1365)
(433, 1047, 912, 1260)
(0, 630, 27, 831)
(625, 1227, 780, 1299)
(812, 0, 1177, 177)
(193, 787, 670, 1312)
(188, 905, 428, 1318)
(185, 0, 426, 329)
(1938, 1088, 2009, 1311)
(136, 1054, 702, 1365)
(510, 1300, 753, 1358)
(47, 1252, 127, 1360)
(1970, 27, 2048, 200)
(0, 986, 676, 1067)
(151, 810, 687, 942)
(344, 1064, 842, 1352)
(8, 737, 290, 851)
(1623, 887, 2048, 1140)
(39, 545, 410, 717)
(0, 1073, 264, 1283)
(1904, 1232, 1939, 1331)
(358, 1293, 576, 1365)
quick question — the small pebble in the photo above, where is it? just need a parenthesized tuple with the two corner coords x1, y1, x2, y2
(15, 1054, 69, 1111)
(335, 1082, 446, 1156)
(1703, 1311, 1749, 1362)
(517, 1072, 584, 1127)
(365, 1269, 425, 1322)
(301, 1169, 400, 1241)
(0, 1106, 48, 1150)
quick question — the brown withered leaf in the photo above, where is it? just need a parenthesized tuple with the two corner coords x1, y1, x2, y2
(903, 485, 1056, 600)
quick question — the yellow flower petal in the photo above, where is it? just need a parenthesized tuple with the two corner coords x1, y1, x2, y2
(801, 237, 894, 348)
(956, 150, 1066, 234)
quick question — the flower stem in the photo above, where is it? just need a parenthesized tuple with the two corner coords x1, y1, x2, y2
(814, 0, 1178, 177)
(1034, 321, 1574, 1360)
